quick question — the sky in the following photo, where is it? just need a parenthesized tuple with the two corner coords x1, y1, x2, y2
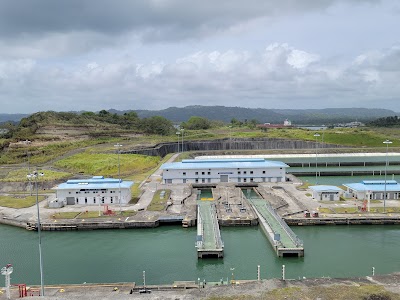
(0, 0, 399, 114)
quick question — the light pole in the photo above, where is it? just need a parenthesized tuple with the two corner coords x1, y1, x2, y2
(114, 143, 123, 215)
(229, 126, 232, 150)
(176, 131, 180, 153)
(383, 140, 392, 213)
(230, 267, 235, 284)
(27, 169, 44, 296)
(180, 128, 185, 153)
(314, 133, 320, 185)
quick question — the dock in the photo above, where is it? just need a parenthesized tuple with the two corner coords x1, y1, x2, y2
(243, 188, 304, 257)
(196, 200, 224, 258)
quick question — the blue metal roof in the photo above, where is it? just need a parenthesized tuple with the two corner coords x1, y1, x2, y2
(310, 185, 343, 192)
(161, 159, 289, 170)
(55, 176, 134, 190)
(343, 180, 400, 192)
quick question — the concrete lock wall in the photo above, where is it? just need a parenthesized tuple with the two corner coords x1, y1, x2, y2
(124, 138, 346, 157)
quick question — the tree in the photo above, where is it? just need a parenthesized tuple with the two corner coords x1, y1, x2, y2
(183, 116, 211, 130)
(140, 116, 174, 135)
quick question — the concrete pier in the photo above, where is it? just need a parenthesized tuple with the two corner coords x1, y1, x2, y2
(244, 188, 304, 257)
(196, 201, 224, 258)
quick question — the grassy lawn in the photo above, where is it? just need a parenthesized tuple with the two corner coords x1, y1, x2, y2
(147, 189, 171, 211)
(54, 152, 161, 176)
(75, 210, 137, 218)
(51, 212, 81, 219)
(0, 195, 45, 208)
(318, 207, 334, 214)
(0, 168, 71, 182)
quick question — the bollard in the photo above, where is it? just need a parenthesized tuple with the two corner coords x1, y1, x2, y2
(257, 265, 260, 281)
(372, 267, 375, 276)
(282, 265, 286, 280)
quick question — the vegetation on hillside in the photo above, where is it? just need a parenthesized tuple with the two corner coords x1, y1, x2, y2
(54, 152, 161, 176)
(368, 116, 400, 127)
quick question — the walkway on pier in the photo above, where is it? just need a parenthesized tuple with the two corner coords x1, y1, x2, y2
(196, 199, 224, 258)
(244, 189, 304, 257)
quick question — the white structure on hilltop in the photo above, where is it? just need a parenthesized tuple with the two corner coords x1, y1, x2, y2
(283, 119, 292, 126)
(309, 185, 344, 201)
(161, 158, 289, 184)
(343, 180, 400, 200)
(54, 176, 134, 205)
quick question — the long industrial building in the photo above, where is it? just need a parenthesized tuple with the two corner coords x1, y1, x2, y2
(54, 176, 134, 205)
(343, 180, 400, 200)
(161, 158, 289, 184)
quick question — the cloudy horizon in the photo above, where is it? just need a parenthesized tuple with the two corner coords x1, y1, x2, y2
(0, 0, 399, 114)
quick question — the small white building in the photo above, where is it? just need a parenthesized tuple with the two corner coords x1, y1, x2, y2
(54, 176, 134, 205)
(161, 158, 289, 184)
(343, 180, 400, 200)
(309, 185, 343, 201)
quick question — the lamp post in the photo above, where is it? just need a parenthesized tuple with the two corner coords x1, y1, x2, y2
(176, 131, 180, 153)
(229, 126, 232, 150)
(180, 128, 185, 153)
(230, 267, 235, 284)
(27, 170, 44, 297)
(383, 140, 392, 213)
(314, 133, 320, 185)
(114, 143, 123, 215)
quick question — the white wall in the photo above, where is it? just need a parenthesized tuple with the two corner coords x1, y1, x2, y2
(56, 188, 131, 205)
(162, 166, 286, 184)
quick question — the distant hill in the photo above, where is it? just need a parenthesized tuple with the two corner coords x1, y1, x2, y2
(132, 106, 396, 125)
(0, 113, 29, 123)
(4, 106, 396, 125)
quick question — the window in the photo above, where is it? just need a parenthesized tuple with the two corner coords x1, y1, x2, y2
(244, 178, 247, 182)
(94, 198, 96, 204)
(250, 178, 254, 182)
(69, 192, 71, 194)
(195, 172, 198, 175)
(183, 172, 186, 176)
(262, 171, 266, 174)
(84, 198, 87, 204)
(243, 171, 247, 174)
(207, 172, 211, 175)
(238, 171, 241, 174)
(76, 198, 79, 204)
(76, 191, 79, 194)
(202, 172, 205, 175)
(195, 179, 199, 183)
(102, 197, 105, 204)
(110, 197, 113, 204)
(250, 171, 253, 174)
(202, 178, 205, 183)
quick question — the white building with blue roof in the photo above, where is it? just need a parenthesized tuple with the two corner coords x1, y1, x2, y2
(161, 158, 289, 184)
(54, 176, 134, 205)
(309, 185, 344, 201)
(343, 180, 400, 200)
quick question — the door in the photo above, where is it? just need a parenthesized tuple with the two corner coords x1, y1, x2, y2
(66, 197, 75, 205)
(220, 175, 229, 182)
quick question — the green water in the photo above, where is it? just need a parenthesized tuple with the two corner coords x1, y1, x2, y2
(1, 224, 400, 285)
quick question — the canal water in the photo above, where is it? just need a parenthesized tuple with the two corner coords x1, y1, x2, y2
(1, 223, 400, 285)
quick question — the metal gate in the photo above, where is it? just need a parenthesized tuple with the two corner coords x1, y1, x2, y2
(220, 175, 229, 182)
(66, 197, 75, 205)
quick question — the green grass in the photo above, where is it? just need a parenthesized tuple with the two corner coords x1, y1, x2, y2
(54, 152, 161, 176)
(51, 212, 81, 219)
(0, 168, 71, 182)
(147, 189, 171, 211)
(0, 195, 45, 208)
(75, 210, 137, 218)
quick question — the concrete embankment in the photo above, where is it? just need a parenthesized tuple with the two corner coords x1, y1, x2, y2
(124, 138, 345, 157)
(285, 216, 400, 226)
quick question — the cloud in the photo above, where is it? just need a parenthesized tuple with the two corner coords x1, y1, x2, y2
(1, 43, 399, 113)
(0, 0, 381, 58)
